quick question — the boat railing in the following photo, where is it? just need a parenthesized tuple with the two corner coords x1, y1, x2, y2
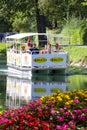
(7, 48, 69, 69)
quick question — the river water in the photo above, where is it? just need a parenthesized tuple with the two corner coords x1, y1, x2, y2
(0, 64, 87, 111)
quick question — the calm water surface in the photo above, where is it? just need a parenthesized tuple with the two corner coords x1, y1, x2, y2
(0, 64, 87, 110)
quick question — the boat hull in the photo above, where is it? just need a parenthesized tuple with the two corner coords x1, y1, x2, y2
(7, 64, 67, 79)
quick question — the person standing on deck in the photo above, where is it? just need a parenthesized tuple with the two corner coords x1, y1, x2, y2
(27, 36, 31, 47)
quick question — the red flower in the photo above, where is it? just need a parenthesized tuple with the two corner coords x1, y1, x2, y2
(19, 125, 24, 130)
(32, 128, 37, 130)
(27, 121, 35, 126)
(34, 120, 40, 126)
(26, 113, 35, 120)
(39, 112, 43, 117)
(8, 119, 13, 124)
(41, 121, 51, 130)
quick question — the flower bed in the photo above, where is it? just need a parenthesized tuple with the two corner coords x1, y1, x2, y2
(0, 89, 87, 130)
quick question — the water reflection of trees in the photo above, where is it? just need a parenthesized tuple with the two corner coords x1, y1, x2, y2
(68, 75, 87, 90)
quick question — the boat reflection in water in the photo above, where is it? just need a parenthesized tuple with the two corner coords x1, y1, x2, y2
(6, 75, 69, 109)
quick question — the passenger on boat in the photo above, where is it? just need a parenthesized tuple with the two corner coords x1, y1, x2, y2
(21, 46, 26, 53)
(29, 44, 33, 52)
(53, 43, 60, 52)
(40, 45, 48, 54)
(10, 43, 17, 52)
(30, 43, 39, 54)
(40, 42, 51, 54)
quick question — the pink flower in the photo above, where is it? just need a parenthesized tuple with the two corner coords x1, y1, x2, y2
(56, 125, 62, 130)
(64, 111, 70, 116)
(78, 115, 87, 121)
(73, 99, 79, 103)
(50, 109, 55, 114)
(72, 110, 78, 113)
(37, 107, 42, 112)
(71, 114, 77, 119)
(59, 108, 64, 111)
(62, 123, 68, 130)
(77, 110, 82, 114)
(68, 120, 76, 129)
(83, 107, 87, 112)
(57, 116, 64, 122)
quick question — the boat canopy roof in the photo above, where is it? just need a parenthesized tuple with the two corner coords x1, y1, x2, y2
(5, 33, 69, 39)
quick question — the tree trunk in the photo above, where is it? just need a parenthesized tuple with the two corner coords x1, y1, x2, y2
(35, 0, 47, 47)
(54, 19, 57, 28)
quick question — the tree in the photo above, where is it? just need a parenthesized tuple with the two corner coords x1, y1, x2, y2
(10, 0, 47, 46)
(0, 0, 87, 45)
(35, 0, 47, 46)
(0, 0, 12, 32)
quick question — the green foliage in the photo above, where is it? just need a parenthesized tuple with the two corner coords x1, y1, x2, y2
(81, 0, 87, 6)
(62, 17, 87, 44)
(12, 11, 36, 32)
(0, 106, 3, 114)
(0, 43, 6, 53)
(0, 0, 87, 36)
(80, 19, 87, 45)
(0, 0, 87, 45)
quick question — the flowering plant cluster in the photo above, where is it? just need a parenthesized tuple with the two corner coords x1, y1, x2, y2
(0, 89, 87, 130)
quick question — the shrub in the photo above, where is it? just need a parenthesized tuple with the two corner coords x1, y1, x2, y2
(61, 17, 87, 45)
(0, 89, 87, 130)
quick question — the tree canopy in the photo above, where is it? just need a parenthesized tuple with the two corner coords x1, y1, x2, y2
(0, 0, 87, 44)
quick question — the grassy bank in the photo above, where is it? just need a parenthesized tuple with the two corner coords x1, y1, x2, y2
(69, 66, 87, 75)
(69, 46, 87, 63)
(64, 46, 87, 64)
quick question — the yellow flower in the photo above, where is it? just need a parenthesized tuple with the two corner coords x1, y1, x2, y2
(64, 95, 70, 100)
(74, 96, 79, 99)
(84, 95, 87, 98)
(40, 96, 44, 100)
(84, 98, 87, 101)
(65, 100, 73, 105)
(65, 102, 70, 105)
(56, 96, 62, 101)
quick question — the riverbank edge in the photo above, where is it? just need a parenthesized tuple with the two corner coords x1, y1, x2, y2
(70, 62, 87, 68)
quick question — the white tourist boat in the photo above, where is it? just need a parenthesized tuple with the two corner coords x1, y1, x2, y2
(5, 33, 69, 77)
